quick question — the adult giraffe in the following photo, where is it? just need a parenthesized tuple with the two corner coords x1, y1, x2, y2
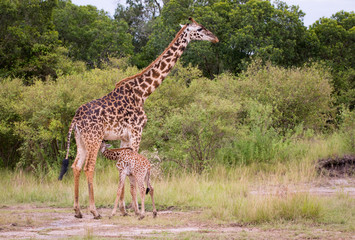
(58, 17, 219, 219)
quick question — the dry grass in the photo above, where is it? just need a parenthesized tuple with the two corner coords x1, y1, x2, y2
(0, 132, 354, 227)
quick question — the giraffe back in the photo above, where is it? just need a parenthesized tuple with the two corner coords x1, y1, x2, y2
(101, 147, 150, 177)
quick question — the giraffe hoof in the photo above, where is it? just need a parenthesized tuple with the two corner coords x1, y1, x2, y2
(153, 211, 157, 218)
(138, 215, 145, 220)
(123, 212, 129, 217)
(93, 214, 102, 220)
(74, 213, 83, 219)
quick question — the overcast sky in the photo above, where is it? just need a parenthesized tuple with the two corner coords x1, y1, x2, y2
(71, 0, 354, 27)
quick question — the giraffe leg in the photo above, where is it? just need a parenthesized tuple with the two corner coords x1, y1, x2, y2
(119, 183, 127, 216)
(118, 175, 128, 216)
(73, 168, 82, 218)
(85, 170, 101, 219)
(148, 177, 157, 218)
(119, 127, 142, 152)
(72, 131, 86, 218)
(111, 172, 127, 217)
(84, 141, 101, 219)
(128, 175, 139, 216)
(130, 130, 142, 152)
(137, 177, 146, 220)
(116, 164, 128, 216)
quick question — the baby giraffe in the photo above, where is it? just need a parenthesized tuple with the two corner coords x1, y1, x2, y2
(100, 142, 157, 219)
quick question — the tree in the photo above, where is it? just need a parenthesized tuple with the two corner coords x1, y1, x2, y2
(214, 0, 309, 73)
(309, 11, 355, 109)
(114, 0, 164, 57)
(0, 0, 61, 82)
(137, 0, 310, 77)
(54, 0, 134, 68)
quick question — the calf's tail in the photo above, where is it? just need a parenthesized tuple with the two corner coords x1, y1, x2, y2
(145, 170, 151, 195)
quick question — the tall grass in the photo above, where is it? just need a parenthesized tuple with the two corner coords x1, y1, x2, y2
(0, 132, 353, 226)
(1, 164, 352, 226)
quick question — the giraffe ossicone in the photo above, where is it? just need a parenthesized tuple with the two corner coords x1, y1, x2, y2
(58, 17, 219, 219)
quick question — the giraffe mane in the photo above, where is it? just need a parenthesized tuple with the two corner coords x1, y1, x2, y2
(115, 24, 189, 89)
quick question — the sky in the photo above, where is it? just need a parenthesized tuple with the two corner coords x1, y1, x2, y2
(71, 0, 354, 27)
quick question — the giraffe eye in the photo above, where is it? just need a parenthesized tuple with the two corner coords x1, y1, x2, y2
(197, 28, 203, 32)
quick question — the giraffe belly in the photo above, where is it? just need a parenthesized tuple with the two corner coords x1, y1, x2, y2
(103, 130, 121, 140)
(103, 126, 131, 141)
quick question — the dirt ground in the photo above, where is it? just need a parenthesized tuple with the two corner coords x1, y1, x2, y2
(0, 177, 354, 240)
(0, 206, 354, 240)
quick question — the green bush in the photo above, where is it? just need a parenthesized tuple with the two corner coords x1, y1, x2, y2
(0, 60, 336, 174)
(0, 78, 23, 168)
(143, 61, 335, 170)
(338, 107, 355, 151)
(142, 64, 241, 173)
(236, 61, 334, 131)
(0, 59, 138, 172)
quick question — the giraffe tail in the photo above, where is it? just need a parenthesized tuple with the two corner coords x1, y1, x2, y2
(145, 170, 151, 195)
(58, 119, 76, 180)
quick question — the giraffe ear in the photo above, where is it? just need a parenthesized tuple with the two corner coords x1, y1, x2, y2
(180, 24, 185, 28)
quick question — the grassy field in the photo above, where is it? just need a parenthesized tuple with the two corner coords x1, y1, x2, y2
(0, 132, 354, 239)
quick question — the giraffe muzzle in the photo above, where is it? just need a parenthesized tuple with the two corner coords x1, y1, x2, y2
(212, 37, 219, 43)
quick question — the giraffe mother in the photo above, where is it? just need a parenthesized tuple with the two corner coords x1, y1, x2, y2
(58, 17, 219, 219)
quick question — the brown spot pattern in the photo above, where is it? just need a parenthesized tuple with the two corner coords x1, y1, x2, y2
(63, 18, 218, 219)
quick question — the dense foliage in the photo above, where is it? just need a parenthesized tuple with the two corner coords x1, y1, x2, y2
(0, 0, 61, 81)
(1, 60, 350, 173)
(309, 11, 355, 108)
(138, 0, 310, 76)
(0, 0, 353, 106)
(53, 1, 134, 68)
(0, 0, 354, 174)
(142, 62, 336, 171)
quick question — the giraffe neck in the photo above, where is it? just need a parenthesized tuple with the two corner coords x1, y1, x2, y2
(115, 25, 190, 103)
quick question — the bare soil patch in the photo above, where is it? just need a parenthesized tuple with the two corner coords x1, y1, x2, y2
(0, 206, 353, 240)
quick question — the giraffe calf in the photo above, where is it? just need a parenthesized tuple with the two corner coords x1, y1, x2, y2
(100, 142, 157, 220)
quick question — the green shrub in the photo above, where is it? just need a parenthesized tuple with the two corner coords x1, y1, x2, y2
(143, 65, 241, 173)
(143, 62, 334, 170)
(0, 60, 338, 173)
(0, 78, 23, 168)
(237, 61, 334, 131)
(338, 107, 355, 151)
(0, 59, 138, 172)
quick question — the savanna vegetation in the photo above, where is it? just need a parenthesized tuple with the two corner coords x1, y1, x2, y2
(0, 0, 354, 230)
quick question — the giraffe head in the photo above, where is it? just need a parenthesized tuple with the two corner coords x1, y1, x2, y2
(185, 17, 219, 43)
(100, 141, 112, 153)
